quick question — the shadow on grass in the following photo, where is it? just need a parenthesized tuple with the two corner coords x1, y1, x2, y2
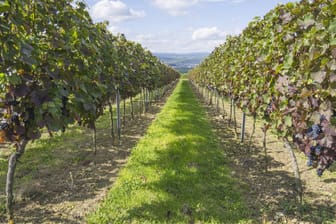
(0, 91, 170, 223)
(123, 138, 248, 223)
(89, 79, 251, 223)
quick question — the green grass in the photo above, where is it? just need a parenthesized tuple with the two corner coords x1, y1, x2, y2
(0, 90, 155, 218)
(88, 78, 252, 223)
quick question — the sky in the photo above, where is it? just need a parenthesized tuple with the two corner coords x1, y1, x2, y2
(85, 0, 298, 53)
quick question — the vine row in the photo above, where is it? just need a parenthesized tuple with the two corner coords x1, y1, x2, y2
(0, 0, 179, 222)
(189, 0, 336, 177)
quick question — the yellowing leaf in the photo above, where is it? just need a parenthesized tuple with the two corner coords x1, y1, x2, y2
(0, 130, 6, 143)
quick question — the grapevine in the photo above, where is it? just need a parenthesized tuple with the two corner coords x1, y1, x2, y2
(189, 0, 336, 176)
(0, 0, 179, 222)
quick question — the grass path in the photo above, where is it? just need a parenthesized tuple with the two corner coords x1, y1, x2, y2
(88, 78, 252, 223)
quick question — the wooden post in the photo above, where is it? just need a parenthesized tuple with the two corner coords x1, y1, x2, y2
(229, 98, 233, 126)
(233, 101, 238, 138)
(116, 88, 121, 143)
(123, 98, 126, 126)
(241, 112, 246, 143)
(130, 96, 134, 120)
(221, 95, 225, 116)
(142, 88, 146, 113)
(92, 124, 97, 155)
(108, 100, 115, 142)
(139, 90, 143, 117)
(216, 90, 220, 113)
(145, 88, 149, 111)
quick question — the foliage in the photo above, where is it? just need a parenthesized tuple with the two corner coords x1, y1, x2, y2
(189, 0, 336, 176)
(0, 0, 179, 144)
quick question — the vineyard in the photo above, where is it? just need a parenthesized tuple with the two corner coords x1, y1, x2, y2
(0, 0, 179, 222)
(189, 0, 336, 190)
(0, 0, 336, 223)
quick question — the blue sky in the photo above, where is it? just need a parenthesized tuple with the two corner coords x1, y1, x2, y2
(85, 0, 298, 53)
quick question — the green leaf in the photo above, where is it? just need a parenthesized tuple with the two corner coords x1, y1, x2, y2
(283, 53, 294, 70)
(7, 74, 22, 85)
(0, 1, 9, 13)
(299, 14, 315, 29)
(79, 83, 88, 93)
(0, 72, 5, 81)
(83, 102, 94, 111)
(284, 115, 292, 127)
(329, 18, 336, 33)
(21, 41, 34, 57)
(0, 24, 9, 31)
(331, 37, 336, 46)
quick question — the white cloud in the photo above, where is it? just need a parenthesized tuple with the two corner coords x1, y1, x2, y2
(153, 0, 198, 16)
(231, 0, 246, 3)
(200, 0, 246, 2)
(135, 34, 154, 42)
(107, 25, 132, 36)
(192, 26, 242, 40)
(125, 26, 243, 53)
(108, 26, 119, 33)
(152, 0, 246, 16)
(128, 30, 218, 53)
(134, 34, 171, 47)
(200, 0, 226, 2)
(90, 0, 145, 23)
(192, 27, 226, 40)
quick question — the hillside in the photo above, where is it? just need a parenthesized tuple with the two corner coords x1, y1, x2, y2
(154, 52, 208, 73)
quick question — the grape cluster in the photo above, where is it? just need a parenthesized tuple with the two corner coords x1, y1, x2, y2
(189, 0, 336, 178)
(305, 123, 323, 172)
(5, 99, 18, 106)
(11, 113, 20, 126)
(61, 96, 69, 117)
(264, 97, 276, 117)
(306, 124, 321, 140)
(306, 144, 322, 167)
(316, 168, 323, 177)
(303, 115, 336, 177)
(0, 121, 9, 130)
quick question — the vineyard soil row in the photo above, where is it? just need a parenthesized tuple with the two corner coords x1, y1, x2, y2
(191, 82, 336, 223)
(0, 85, 175, 223)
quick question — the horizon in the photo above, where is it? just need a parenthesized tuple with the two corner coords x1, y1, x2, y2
(153, 52, 210, 55)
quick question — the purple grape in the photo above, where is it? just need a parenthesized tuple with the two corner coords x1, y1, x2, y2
(306, 124, 321, 139)
(320, 115, 326, 122)
(0, 122, 9, 130)
(315, 145, 322, 155)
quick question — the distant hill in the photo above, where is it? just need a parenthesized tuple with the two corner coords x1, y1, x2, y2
(154, 52, 209, 73)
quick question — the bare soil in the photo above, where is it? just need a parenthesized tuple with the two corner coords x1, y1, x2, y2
(0, 87, 174, 224)
(192, 84, 336, 224)
(1, 81, 335, 224)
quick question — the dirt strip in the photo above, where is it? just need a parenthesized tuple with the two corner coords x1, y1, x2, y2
(191, 82, 336, 224)
(0, 86, 175, 224)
